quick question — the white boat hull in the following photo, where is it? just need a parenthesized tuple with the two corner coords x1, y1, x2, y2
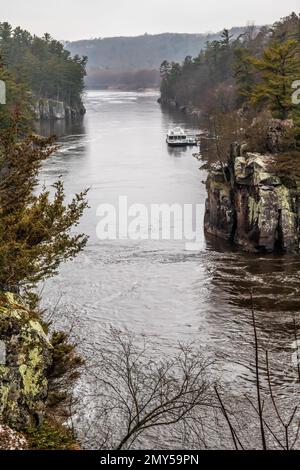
(166, 139, 197, 147)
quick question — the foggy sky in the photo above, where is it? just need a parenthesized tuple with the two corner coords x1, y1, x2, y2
(2, 0, 299, 41)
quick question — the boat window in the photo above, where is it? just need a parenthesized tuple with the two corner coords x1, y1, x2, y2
(169, 136, 174, 140)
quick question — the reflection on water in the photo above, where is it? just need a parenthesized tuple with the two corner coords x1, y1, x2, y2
(38, 91, 300, 448)
(35, 117, 87, 140)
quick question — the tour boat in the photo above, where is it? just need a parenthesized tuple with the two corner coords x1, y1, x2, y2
(166, 127, 197, 147)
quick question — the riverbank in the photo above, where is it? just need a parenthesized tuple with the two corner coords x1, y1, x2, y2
(34, 98, 86, 121)
(158, 96, 203, 118)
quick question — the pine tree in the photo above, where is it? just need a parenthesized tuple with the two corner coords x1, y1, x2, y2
(0, 22, 87, 112)
(221, 29, 233, 48)
(0, 117, 89, 292)
(249, 40, 300, 120)
(234, 47, 254, 102)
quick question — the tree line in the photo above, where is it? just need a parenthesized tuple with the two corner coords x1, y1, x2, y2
(87, 68, 160, 91)
(160, 13, 300, 152)
(0, 22, 87, 127)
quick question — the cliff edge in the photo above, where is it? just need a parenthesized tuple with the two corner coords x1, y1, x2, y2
(0, 292, 81, 450)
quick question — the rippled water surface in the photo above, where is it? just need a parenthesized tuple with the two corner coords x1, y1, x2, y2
(37, 91, 300, 448)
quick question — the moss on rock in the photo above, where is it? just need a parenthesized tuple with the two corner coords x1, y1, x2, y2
(26, 419, 80, 450)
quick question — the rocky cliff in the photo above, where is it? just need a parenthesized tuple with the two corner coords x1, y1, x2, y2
(0, 292, 80, 449)
(0, 293, 52, 429)
(34, 98, 86, 121)
(205, 151, 300, 253)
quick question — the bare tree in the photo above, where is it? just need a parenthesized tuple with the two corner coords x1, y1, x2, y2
(83, 328, 213, 450)
(71, 312, 300, 450)
(213, 303, 300, 451)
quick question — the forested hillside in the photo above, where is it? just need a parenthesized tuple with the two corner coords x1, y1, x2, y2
(0, 22, 87, 125)
(160, 13, 300, 155)
(66, 29, 248, 89)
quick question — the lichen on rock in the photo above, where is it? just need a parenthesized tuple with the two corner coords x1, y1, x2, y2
(205, 150, 300, 253)
(0, 292, 52, 430)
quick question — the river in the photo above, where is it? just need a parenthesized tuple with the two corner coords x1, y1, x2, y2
(36, 90, 300, 449)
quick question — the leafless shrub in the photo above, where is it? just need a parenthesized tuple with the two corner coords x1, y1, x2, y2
(80, 328, 213, 450)
(214, 297, 300, 451)
(66, 311, 300, 451)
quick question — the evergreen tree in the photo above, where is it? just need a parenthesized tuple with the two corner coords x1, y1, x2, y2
(221, 29, 233, 48)
(0, 22, 87, 114)
(0, 118, 89, 291)
(0, 60, 33, 130)
(249, 40, 300, 119)
(234, 47, 254, 103)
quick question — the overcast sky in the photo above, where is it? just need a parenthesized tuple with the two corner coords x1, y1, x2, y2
(1, 0, 299, 41)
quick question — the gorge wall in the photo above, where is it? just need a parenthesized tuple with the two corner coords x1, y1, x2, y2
(34, 98, 86, 121)
(205, 151, 300, 253)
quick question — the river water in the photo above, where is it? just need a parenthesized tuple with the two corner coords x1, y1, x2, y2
(37, 91, 300, 449)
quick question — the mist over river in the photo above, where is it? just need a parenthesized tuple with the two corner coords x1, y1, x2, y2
(37, 91, 300, 448)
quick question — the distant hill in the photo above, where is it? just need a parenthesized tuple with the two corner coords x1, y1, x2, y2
(65, 28, 251, 89)
(66, 29, 249, 70)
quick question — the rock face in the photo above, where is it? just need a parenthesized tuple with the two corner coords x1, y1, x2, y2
(205, 152, 300, 253)
(0, 293, 52, 430)
(34, 98, 86, 121)
(158, 97, 203, 118)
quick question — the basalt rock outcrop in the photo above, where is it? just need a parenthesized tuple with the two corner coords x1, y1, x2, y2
(205, 151, 300, 253)
(34, 98, 86, 121)
(0, 292, 82, 449)
(0, 293, 52, 430)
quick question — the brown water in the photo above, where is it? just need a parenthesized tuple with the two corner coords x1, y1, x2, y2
(36, 90, 300, 449)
